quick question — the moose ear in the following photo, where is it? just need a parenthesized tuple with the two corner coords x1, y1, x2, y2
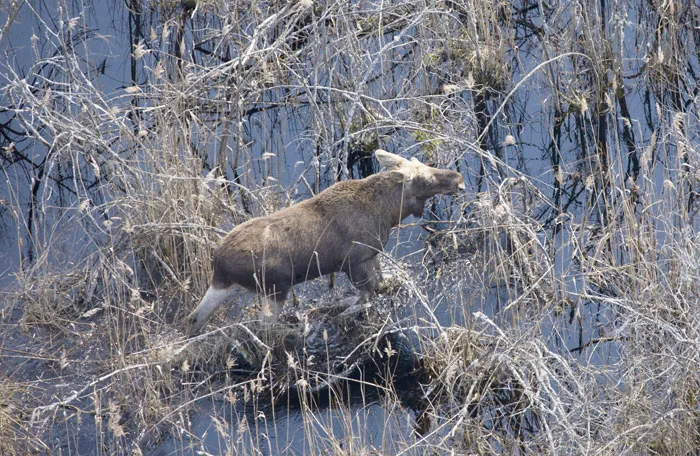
(387, 170, 406, 183)
(375, 149, 407, 170)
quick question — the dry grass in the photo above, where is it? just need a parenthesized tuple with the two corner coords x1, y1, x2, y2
(1, 0, 700, 454)
(0, 379, 48, 454)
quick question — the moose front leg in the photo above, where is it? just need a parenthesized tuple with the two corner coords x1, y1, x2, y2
(347, 255, 383, 303)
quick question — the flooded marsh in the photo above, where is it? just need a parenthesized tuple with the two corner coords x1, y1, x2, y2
(1, 0, 699, 454)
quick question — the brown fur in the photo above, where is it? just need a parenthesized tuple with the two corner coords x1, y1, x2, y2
(185, 150, 464, 334)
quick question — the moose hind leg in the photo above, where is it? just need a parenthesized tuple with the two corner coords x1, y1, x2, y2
(185, 285, 237, 335)
(258, 286, 289, 323)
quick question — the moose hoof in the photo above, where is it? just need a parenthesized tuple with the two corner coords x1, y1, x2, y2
(181, 314, 202, 336)
(377, 275, 402, 294)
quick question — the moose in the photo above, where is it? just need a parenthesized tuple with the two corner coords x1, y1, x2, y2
(185, 149, 465, 334)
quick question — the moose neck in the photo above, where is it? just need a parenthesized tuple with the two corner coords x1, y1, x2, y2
(372, 174, 424, 226)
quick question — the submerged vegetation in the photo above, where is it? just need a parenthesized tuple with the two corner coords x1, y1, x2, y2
(1, 0, 699, 454)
